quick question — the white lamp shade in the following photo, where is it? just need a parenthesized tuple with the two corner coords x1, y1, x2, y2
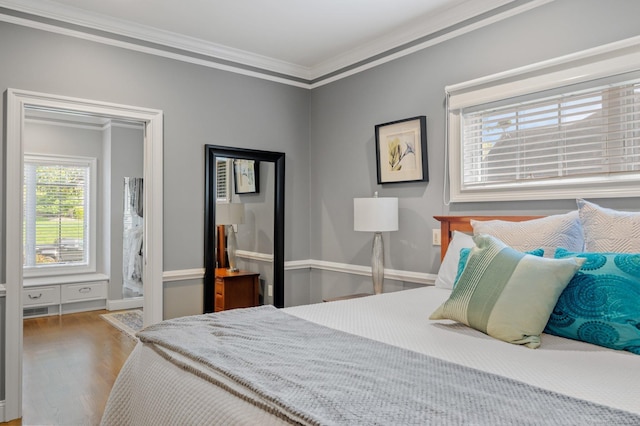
(216, 202, 245, 225)
(354, 197, 398, 232)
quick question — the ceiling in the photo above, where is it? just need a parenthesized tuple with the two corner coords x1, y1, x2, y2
(0, 0, 546, 86)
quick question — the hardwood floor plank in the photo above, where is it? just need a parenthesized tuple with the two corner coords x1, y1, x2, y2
(2, 310, 137, 426)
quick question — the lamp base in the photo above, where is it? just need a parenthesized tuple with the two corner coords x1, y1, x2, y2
(371, 232, 384, 295)
(226, 225, 239, 272)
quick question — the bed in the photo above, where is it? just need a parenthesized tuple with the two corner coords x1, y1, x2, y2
(102, 202, 640, 425)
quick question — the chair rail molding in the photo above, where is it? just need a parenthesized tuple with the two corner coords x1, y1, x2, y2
(162, 253, 436, 286)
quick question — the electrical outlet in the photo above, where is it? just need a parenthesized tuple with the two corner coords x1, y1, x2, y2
(432, 229, 441, 246)
(268, 284, 273, 297)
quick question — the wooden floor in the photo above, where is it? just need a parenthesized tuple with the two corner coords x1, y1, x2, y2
(3, 310, 137, 426)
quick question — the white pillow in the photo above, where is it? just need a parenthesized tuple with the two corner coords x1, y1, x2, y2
(577, 199, 640, 253)
(434, 231, 474, 289)
(471, 211, 583, 253)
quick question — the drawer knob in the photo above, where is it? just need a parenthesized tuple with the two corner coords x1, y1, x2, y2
(28, 293, 42, 300)
(79, 287, 92, 293)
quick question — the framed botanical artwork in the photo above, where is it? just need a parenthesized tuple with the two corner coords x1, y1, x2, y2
(234, 159, 260, 194)
(375, 116, 428, 184)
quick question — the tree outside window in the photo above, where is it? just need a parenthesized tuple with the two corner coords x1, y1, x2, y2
(24, 156, 90, 269)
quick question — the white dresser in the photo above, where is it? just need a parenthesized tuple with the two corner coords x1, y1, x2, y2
(23, 279, 107, 318)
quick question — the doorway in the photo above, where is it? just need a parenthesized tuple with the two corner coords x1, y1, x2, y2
(22, 107, 144, 309)
(3, 89, 164, 422)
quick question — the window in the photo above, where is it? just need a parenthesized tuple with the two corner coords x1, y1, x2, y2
(446, 36, 640, 202)
(23, 155, 97, 275)
(216, 157, 231, 202)
(463, 81, 640, 186)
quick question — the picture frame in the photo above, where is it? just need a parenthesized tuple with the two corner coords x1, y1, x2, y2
(234, 159, 260, 194)
(375, 116, 428, 184)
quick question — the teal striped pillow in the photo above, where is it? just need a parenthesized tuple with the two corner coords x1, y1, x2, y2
(430, 234, 584, 348)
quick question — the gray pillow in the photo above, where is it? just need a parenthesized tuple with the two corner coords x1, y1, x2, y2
(471, 211, 583, 253)
(577, 199, 640, 253)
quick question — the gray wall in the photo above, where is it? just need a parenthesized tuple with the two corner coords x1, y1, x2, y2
(308, 0, 640, 299)
(0, 21, 311, 315)
(234, 161, 276, 305)
(3, 0, 640, 312)
(109, 125, 144, 300)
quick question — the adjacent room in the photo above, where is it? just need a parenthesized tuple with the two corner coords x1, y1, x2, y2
(1, 0, 639, 424)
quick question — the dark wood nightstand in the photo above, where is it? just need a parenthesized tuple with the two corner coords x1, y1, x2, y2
(214, 268, 260, 312)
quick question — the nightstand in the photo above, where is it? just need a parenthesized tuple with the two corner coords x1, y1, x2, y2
(323, 293, 372, 302)
(214, 268, 260, 312)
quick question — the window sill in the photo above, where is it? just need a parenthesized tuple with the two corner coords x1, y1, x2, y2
(24, 273, 109, 288)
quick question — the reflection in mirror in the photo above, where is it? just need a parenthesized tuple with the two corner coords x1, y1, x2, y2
(204, 146, 285, 311)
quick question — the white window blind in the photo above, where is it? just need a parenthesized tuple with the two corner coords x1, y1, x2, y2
(24, 155, 94, 272)
(216, 158, 231, 202)
(462, 80, 640, 187)
(446, 35, 640, 202)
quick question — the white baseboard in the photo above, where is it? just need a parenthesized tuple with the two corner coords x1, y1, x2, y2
(0, 400, 5, 423)
(107, 296, 143, 311)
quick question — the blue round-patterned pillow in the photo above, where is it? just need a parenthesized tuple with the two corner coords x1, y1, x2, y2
(545, 249, 640, 354)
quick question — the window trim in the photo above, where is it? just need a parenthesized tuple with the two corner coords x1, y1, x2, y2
(23, 153, 98, 278)
(446, 35, 640, 202)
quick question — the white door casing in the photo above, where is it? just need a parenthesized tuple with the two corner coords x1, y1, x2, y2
(3, 89, 164, 421)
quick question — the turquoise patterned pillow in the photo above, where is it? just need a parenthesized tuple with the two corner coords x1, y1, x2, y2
(546, 249, 640, 355)
(430, 235, 583, 348)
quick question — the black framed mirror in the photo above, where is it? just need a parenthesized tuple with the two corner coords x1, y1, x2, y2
(204, 145, 285, 311)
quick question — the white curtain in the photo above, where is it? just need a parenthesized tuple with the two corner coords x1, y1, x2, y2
(123, 177, 144, 296)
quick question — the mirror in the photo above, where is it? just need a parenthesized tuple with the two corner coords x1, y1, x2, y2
(204, 145, 285, 310)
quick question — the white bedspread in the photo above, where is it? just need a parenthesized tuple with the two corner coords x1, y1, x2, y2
(286, 287, 640, 413)
(102, 286, 640, 425)
(286, 287, 640, 415)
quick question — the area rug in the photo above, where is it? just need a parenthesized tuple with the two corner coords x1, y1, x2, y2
(100, 310, 143, 340)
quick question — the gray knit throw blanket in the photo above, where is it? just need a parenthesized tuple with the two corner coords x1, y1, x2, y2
(138, 305, 640, 425)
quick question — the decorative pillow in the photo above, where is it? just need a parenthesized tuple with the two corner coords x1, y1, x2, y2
(453, 247, 545, 289)
(546, 248, 640, 355)
(430, 234, 584, 348)
(434, 231, 474, 289)
(471, 211, 584, 253)
(577, 199, 640, 253)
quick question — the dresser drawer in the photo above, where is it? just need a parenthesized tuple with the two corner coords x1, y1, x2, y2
(23, 286, 60, 307)
(214, 294, 224, 312)
(213, 269, 260, 312)
(61, 281, 107, 303)
(215, 279, 225, 295)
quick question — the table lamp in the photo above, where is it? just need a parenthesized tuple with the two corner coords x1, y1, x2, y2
(216, 202, 245, 272)
(354, 192, 398, 294)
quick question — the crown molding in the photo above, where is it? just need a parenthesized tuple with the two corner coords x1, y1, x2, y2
(312, 0, 515, 79)
(0, 12, 312, 89)
(310, 0, 554, 88)
(0, 0, 553, 87)
(0, 0, 313, 78)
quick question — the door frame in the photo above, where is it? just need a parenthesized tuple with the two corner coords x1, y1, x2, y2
(3, 88, 164, 421)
